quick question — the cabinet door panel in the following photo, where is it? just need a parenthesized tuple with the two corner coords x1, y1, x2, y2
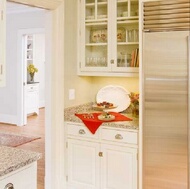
(26, 84, 39, 115)
(67, 139, 100, 189)
(101, 144, 137, 189)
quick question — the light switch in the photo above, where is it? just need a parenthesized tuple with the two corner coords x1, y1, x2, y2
(69, 89, 75, 100)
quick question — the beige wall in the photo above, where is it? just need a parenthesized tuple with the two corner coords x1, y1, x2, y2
(64, 0, 93, 108)
(91, 77, 139, 102)
(64, 0, 139, 108)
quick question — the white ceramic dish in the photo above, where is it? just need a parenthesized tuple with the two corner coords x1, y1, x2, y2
(98, 114, 115, 121)
(96, 85, 130, 112)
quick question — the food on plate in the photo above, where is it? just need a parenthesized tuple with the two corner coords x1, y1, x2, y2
(96, 101, 114, 108)
(98, 112, 115, 121)
(101, 112, 112, 118)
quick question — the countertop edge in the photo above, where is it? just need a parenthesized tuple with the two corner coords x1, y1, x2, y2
(0, 146, 41, 177)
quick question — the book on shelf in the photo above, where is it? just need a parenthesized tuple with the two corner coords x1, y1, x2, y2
(130, 48, 139, 67)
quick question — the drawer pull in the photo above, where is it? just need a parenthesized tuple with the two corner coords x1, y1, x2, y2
(79, 129, 86, 135)
(4, 183, 14, 189)
(115, 134, 123, 140)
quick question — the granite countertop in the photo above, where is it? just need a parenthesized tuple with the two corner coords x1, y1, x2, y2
(64, 102, 139, 130)
(0, 146, 41, 177)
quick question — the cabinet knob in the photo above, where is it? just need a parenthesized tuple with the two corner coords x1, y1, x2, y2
(110, 59, 114, 64)
(115, 134, 123, 140)
(79, 129, 86, 135)
(99, 152, 103, 157)
(4, 183, 14, 189)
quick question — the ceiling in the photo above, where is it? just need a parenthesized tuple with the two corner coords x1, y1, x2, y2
(6, 1, 44, 14)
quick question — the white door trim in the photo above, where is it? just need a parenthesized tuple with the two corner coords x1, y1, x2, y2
(17, 28, 45, 126)
(12, 1, 65, 188)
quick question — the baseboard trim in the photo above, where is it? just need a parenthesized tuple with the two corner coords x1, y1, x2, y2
(39, 100, 45, 108)
(0, 114, 17, 125)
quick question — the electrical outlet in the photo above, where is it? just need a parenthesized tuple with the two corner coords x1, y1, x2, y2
(69, 89, 75, 100)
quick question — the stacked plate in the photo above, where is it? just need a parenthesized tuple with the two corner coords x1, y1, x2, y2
(96, 85, 130, 112)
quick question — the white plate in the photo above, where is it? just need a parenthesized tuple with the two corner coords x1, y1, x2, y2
(98, 114, 115, 121)
(96, 85, 130, 112)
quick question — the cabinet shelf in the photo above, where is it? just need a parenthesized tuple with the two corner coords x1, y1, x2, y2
(85, 18, 108, 22)
(117, 17, 138, 22)
(117, 0, 128, 3)
(86, 43, 107, 46)
(85, 20, 107, 24)
(86, 2, 107, 7)
(118, 42, 139, 45)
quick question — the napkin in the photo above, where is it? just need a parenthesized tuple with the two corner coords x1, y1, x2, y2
(75, 112, 132, 134)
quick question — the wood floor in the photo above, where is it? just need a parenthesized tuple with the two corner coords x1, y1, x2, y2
(0, 108, 45, 189)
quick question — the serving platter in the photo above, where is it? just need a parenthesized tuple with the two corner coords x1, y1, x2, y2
(98, 114, 115, 121)
(96, 85, 130, 112)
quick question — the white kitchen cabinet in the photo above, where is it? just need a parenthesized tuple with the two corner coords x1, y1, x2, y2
(0, 0, 6, 87)
(78, 0, 139, 77)
(101, 144, 137, 189)
(26, 83, 39, 115)
(0, 162, 37, 189)
(67, 139, 100, 189)
(66, 123, 138, 189)
(26, 35, 34, 64)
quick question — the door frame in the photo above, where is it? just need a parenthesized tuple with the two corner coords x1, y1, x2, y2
(17, 28, 45, 126)
(10, 1, 65, 189)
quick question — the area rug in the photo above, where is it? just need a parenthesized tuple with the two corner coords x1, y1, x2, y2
(0, 132, 41, 147)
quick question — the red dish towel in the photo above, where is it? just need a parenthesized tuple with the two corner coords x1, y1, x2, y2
(75, 112, 132, 134)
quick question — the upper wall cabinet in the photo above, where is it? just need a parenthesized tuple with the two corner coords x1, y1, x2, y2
(78, 0, 139, 77)
(0, 0, 6, 87)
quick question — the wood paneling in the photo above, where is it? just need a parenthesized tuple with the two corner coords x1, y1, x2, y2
(0, 108, 45, 189)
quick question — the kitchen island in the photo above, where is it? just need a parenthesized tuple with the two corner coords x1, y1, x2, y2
(0, 145, 41, 189)
(64, 102, 139, 189)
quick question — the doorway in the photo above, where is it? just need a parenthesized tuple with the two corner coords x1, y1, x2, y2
(6, 2, 47, 188)
(6, 1, 47, 126)
(6, 1, 65, 189)
(18, 29, 45, 125)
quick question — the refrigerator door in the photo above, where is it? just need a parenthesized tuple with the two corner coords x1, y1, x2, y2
(142, 31, 189, 189)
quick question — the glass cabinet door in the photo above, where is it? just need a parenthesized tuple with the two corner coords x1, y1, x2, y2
(80, 0, 109, 72)
(113, 0, 139, 72)
(79, 0, 139, 75)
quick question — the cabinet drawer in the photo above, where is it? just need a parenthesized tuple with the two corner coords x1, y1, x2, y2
(67, 124, 99, 139)
(27, 84, 39, 92)
(101, 128, 138, 145)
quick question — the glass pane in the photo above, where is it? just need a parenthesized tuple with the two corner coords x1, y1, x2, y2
(116, 0, 139, 69)
(85, 0, 95, 20)
(97, 0, 107, 20)
(85, 46, 107, 67)
(85, 0, 108, 68)
(117, 0, 128, 18)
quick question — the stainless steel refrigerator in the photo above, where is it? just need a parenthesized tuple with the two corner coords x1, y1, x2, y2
(142, 0, 190, 188)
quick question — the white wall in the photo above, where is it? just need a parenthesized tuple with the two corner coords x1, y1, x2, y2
(0, 10, 45, 124)
(34, 33, 45, 108)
